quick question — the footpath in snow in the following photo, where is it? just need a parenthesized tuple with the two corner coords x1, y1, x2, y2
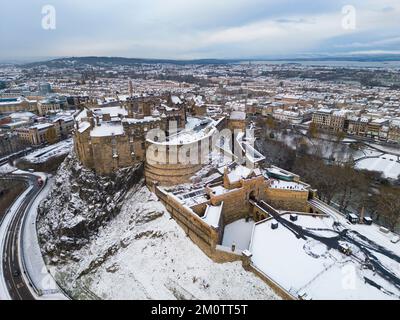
(21, 176, 68, 300)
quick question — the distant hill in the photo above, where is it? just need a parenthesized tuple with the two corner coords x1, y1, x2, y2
(264, 55, 400, 62)
(20, 54, 400, 68)
(23, 56, 241, 67)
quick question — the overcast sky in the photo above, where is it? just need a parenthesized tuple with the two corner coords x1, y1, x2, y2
(1, 0, 399, 61)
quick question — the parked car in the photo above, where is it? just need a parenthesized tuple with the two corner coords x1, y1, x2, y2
(363, 217, 373, 225)
(391, 236, 399, 244)
(347, 213, 359, 224)
(339, 243, 352, 256)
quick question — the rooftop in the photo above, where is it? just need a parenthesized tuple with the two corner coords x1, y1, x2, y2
(90, 123, 124, 137)
(230, 111, 246, 120)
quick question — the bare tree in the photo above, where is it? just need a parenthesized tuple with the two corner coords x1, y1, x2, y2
(374, 186, 400, 231)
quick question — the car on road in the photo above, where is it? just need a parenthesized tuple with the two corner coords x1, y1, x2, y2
(13, 269, 21, 278)
(339, 243, 352, 256)
(37, 178, 44, 187)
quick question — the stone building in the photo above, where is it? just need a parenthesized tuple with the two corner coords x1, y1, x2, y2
(346, 116, 368, 135)
(17, 123, 55, 146)
(145, 118, 218, 186)
(312, 108, 333, 129)
(73, 94, 191, 176)
(0, 132, 24, 158)
(37, 95, 68, 116)
(329, 111, 347, 132)
(52, 116, 75, 139)
(74, 107, 163, 175)
(0, 97, 37, 114)
(388, 124, 400, 143)
(228, 111, 246, 132)
(366, 118, 388, 138)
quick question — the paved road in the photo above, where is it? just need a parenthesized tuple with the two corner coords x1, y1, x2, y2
(1, 174, 41, 300)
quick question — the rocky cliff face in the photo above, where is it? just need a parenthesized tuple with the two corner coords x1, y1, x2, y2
(37, 152, 143, 263)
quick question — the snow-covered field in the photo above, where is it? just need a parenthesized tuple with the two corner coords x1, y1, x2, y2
(21, 139, 72, 164)
(353, 148, 382, 160)
(51, 185, 279, 300)
(355, 154, 400, 179)
(250, 214, 400, 300)
(368, 143, 400, 157)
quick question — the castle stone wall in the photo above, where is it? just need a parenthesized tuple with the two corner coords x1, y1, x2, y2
(155, 187, 219, 257)
(263, 188, 310, 212)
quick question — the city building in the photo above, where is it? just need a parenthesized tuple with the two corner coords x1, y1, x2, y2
(0, 97, 37, 114)
(37, 95, 68, 116)
(17, 123, 55, 146)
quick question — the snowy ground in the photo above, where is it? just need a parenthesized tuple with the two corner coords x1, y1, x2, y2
(355, 153, 400, 179)
(222, 219, 255, 251)
(0, 163, 17, 174)
(50, 185, 279, 300)
(353, 148, 382, 160)
(250, 214, 400, 300)
(21, 139, 72, 164)
(368, 143, 400, 157)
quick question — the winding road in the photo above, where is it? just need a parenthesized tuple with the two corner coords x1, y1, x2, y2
(0, 173, 41, 300)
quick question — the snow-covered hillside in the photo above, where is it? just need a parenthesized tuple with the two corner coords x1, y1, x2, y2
(38, 155, 279, 300)
(51, 186, 279, 300)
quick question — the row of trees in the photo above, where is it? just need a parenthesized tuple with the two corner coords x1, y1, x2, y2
(293, 156, 368, 209)
(293, 154, 400, 231)
(368, 186, 400, 231)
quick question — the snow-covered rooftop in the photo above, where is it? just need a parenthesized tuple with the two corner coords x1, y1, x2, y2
(230, 111, 246, 120)
(30, 123, 53, 130)
(227, 165, 252, 183)
(148, 117, 217, 146)
(202, 203, 223, 228)
(122, 116, 161, 125)
(90, 123, 124, 138)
